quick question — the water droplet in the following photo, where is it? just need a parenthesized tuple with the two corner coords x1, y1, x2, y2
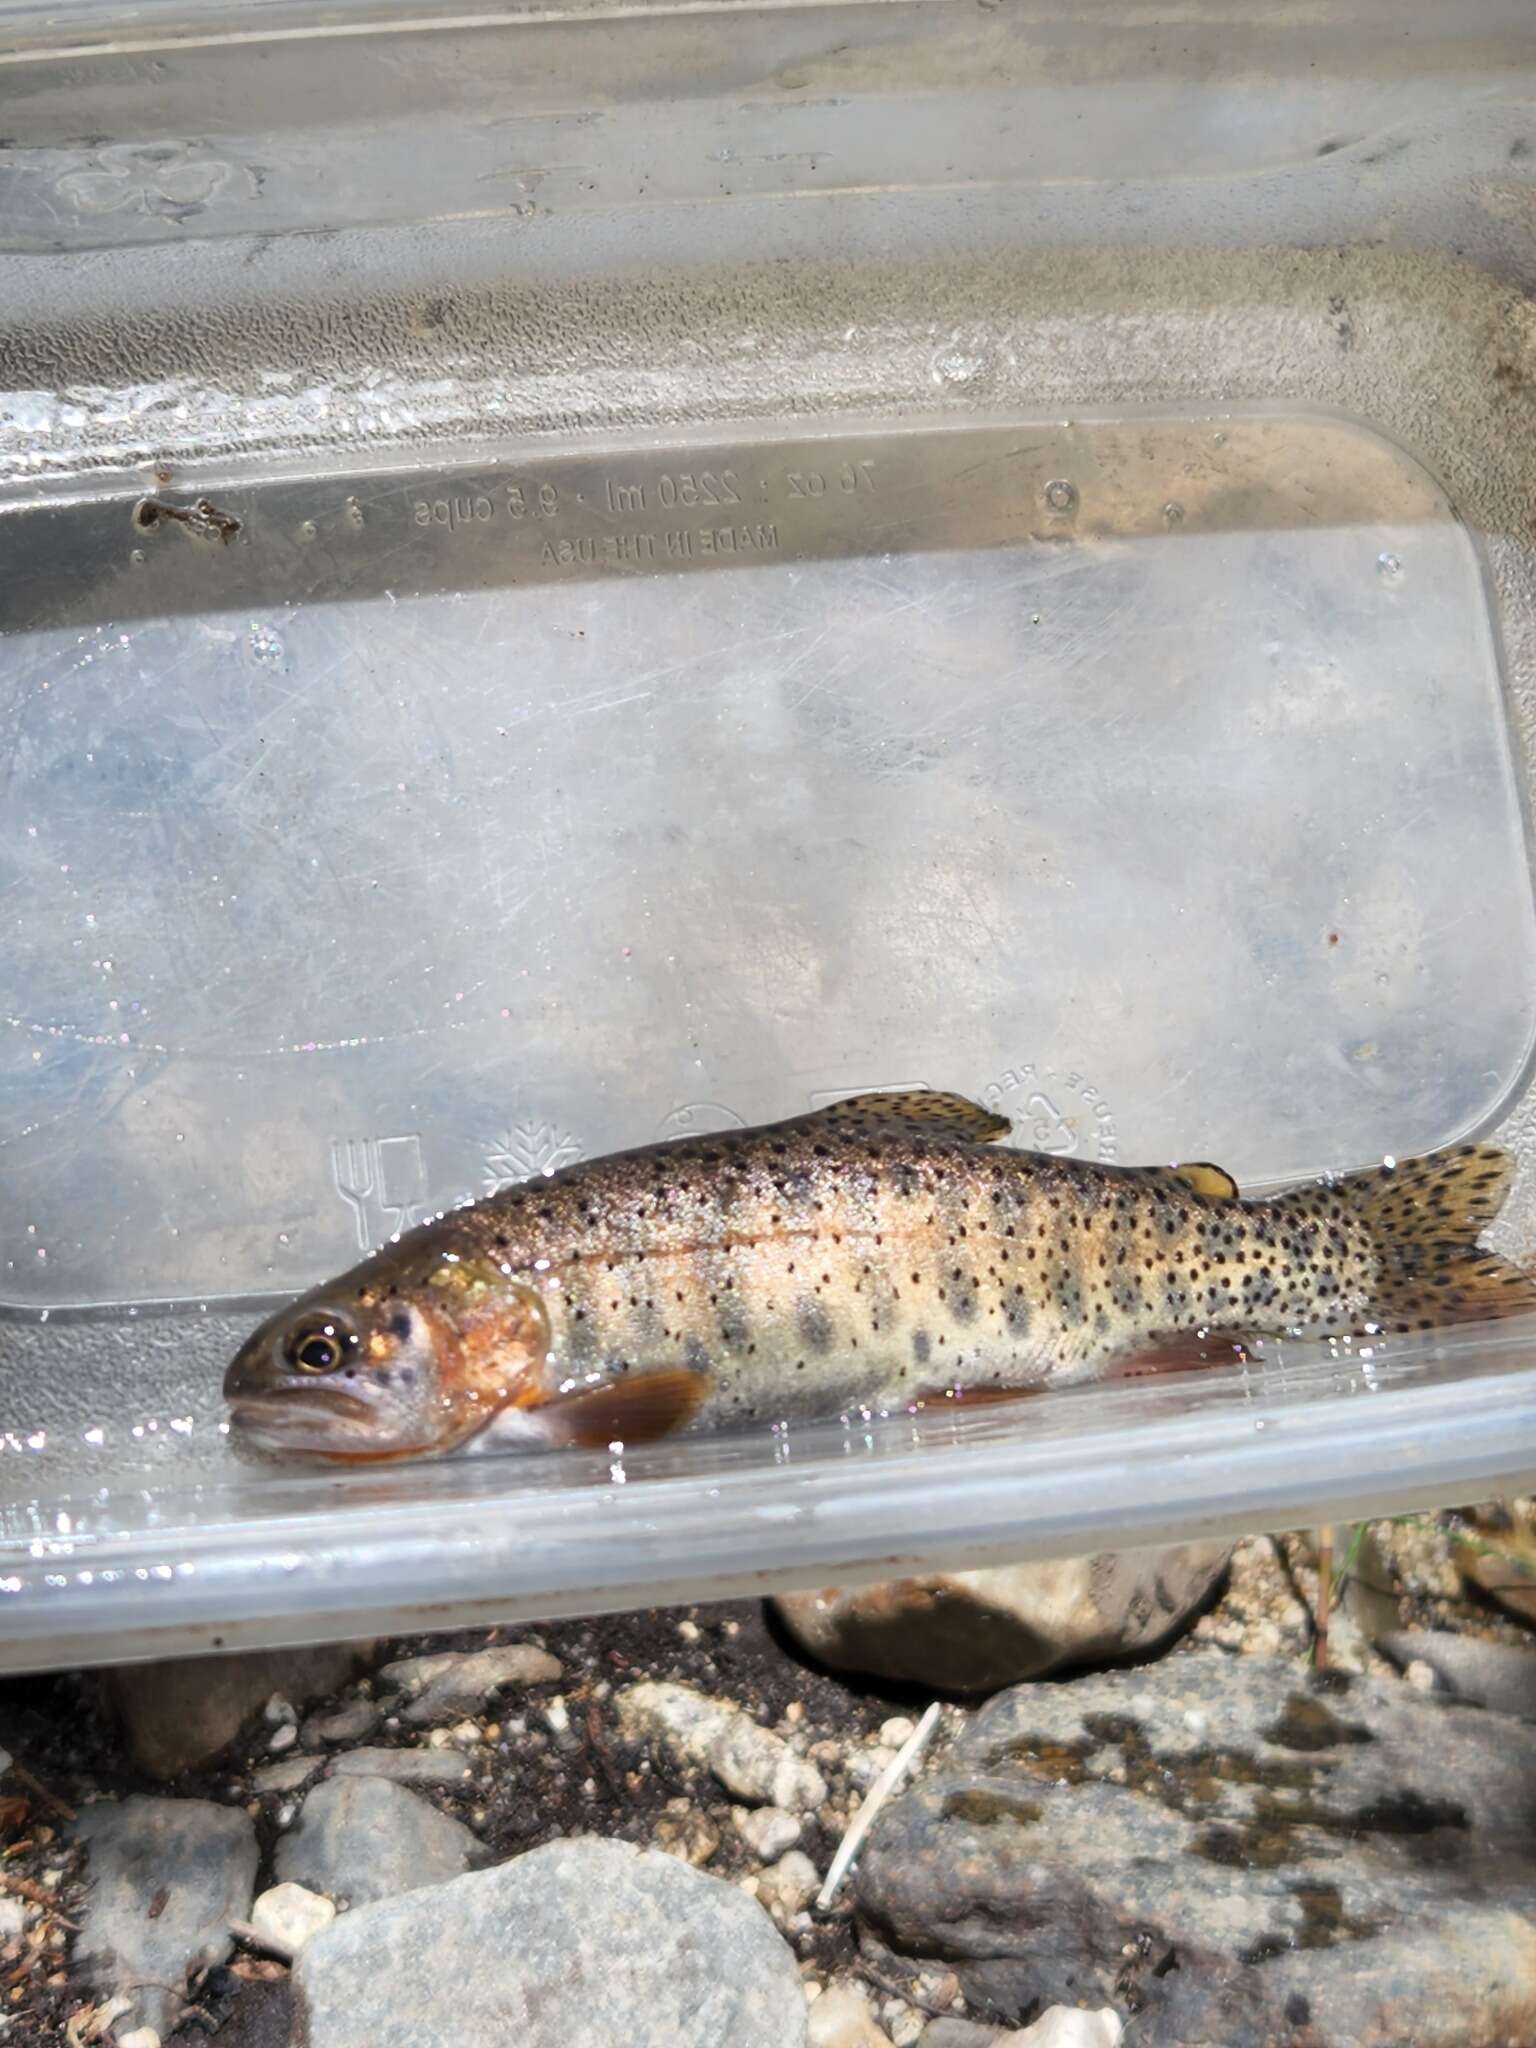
(129, 547, 146, 566)
(248, 622, 285, 663)
(299, 520, 318, 541)
(1044, 479, 1078, 514)
(1376, 551, 1403, 584)
(1163, 501, 1185, 527)
(345, 497, 365, 528)
(931, 347, 987, 387)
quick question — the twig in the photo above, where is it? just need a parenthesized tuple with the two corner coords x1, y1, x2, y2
(10, 1766, 75, 1822)
(856, 1956, 959, 2019)
(1315, 1525, 1334, 1670)
(0, 1872, 74, 1924)
(817, 1702, 943, 1912)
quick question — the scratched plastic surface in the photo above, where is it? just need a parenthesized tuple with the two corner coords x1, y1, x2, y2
(5, 0, 1536, 1671)
(3, 413, 1531, 1313)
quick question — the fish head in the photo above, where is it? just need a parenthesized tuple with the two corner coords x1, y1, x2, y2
(223, 1253, 550, 1462)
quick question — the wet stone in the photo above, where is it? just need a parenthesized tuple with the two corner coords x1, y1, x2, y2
(854, 1651, 1536, 2047)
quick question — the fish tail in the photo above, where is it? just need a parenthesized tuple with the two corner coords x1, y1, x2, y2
(1335, 1144, 1536, 1333)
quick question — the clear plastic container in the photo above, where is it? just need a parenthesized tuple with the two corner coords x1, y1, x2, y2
(3, 0, 1536, 1672)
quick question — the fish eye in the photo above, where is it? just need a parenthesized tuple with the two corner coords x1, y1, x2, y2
(283, 1314, 356, 1375)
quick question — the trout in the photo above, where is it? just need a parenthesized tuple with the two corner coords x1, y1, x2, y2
(223, 1090, 1536, 1462)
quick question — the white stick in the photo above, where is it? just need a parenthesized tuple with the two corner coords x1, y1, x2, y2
(816, 1700, 943, 1912)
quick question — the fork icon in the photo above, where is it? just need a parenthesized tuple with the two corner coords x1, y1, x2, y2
(331, 1138, 376, 1251)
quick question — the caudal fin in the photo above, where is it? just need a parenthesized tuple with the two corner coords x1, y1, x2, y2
(1334, 1144, 1536, 1333)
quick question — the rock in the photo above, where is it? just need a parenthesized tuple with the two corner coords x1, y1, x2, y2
(379, 1644, 561, 1725)
(918, 2024, 997, 2048)
(617, 1681, 827, 1811)
(757, 1849, 819, 1916)
(880, 1718, 918, 1748)
(267, 1723, 298, 1754)
(774, 1544, 1229, 1692)
(105, 1643, 373, 1778)
(250, 1880, 336, 1957)
(253, 1755, 323, 1795)
(1335, 1526, 1403, 1647)
(653, 1800, 721, 1867)
(0, 1896, 28, 1938)
(1455, 1513, 1536, 1626)
(327, 1745, 475, 1786)
(293, 1835, 807, 2047)
(808, 1980, 894, 2048)
(855, 1650, 1536, 2045)
(74, 1795, 257, 2041)
(118, 2031, 162, 2048)
(1001, 2014, 1122, 2048)
(1380, 1630, 1536, 1719)
(737, 1805, 802, 1861)
(275, 1776, 482, 1907)
(304, 1699, 380, 1746)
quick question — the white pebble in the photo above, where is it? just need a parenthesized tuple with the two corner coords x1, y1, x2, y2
(1405, 1659, 1440, 1692)
(267, 1724, 297, 1754)
(736, 1805, 801, 1861)
(806, 1979, 894, 2047)
(758, 1849, 819, 1914)
(0, 1897, 27, 1938)
(117, 2031, 161, 2048)
(263, 1693, 298, 1727)
(878, 1716, 916, 1748)
(544, 1697, 571, 1737)
(677, 1619, 701, 1643)
(250, 1880, 336, 1956)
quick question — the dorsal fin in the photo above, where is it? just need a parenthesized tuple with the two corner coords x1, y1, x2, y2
(806, 1090, 1011, 1145)
(1144, 1162, 1240, 1201)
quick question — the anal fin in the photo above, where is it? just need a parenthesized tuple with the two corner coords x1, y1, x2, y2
(1105, 1331, 1260, 1380)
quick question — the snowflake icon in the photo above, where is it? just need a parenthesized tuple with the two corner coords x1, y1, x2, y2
(483, 1123, 584, 1192)
(56, 143, 236, 219)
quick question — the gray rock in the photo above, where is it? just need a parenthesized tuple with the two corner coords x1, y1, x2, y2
(775, 1544, 1229, 1692)
(1381, 1629, 1536, 1720)
(618, 1681, 826, 1811)
(327, 1745, 475, 1786)
(379, 1643, 561, 1725)
(105, 1642, 373, 1778)
(253, 1755, 323, 1795)
(0, 1746, 11, 1777)
(275, 1775, 482, 1907)
(74, 1795, 257, 2041)
(293, 1835, 807, 2047)
(855, 1651, 1536, 2046)
(304, 1699, 380, 1746)
(918, 2024, 999, 2048)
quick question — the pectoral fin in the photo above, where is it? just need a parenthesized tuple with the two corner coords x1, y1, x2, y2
(533, 1367, 711, 1448)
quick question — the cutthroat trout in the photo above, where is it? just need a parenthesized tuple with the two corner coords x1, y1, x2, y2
(223, 1090, 1536, 1463)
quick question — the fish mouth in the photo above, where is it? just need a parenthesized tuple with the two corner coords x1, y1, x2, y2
(226, 1390, 436, 1465)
